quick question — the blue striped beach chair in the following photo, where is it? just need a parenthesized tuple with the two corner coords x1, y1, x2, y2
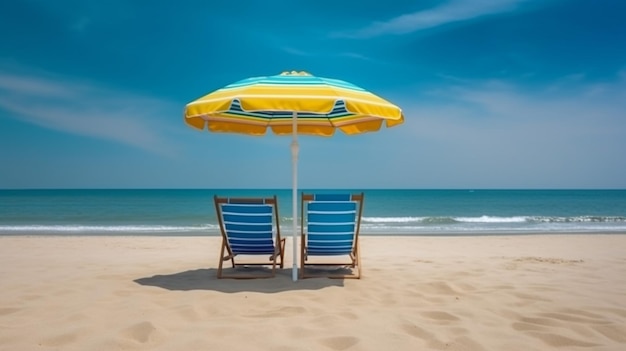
(214, 196, 286, 278)
(300, 193, 364, 279)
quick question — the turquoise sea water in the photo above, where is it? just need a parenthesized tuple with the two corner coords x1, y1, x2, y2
(1, 189, 625, 235)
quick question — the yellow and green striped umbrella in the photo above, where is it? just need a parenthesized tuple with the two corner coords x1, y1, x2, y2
(184, 71, 404, 135)
(184, 71, 404, 281)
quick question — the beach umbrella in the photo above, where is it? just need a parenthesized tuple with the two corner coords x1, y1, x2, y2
(184, 71, 404, 281)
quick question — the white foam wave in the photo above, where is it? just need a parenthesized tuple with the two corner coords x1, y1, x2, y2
(362, 217, 424, 223)
(363, 216, 529, 224)
(454, 216, 528, 223)
(0, 224, 219, 233)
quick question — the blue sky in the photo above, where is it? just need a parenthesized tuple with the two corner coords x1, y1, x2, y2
(1, 0, 625, 189)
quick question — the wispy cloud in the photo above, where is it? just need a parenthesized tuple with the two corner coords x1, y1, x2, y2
(0, 69, 178, 156)
(335, 0, 531, 38)
(337, 52, 378, 62)
(407, 73, 626, 140)
(280, 46, 313, 56)
(397, 73, 626, 187)
(280, 46, 377, 62)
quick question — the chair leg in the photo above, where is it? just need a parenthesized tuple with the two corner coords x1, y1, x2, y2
(217, 241, 226, 279)
(270, 249, 277, 277)
(355, 243, 362, 279)
(300, 248, 362, 279)
(299, 234, 306, 279)
(279, 238, 286, 268)
(269, 239, 286, 269)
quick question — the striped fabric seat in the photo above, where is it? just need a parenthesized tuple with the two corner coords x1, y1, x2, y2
(214, 196, 285, 278)
(221, 203, 276, 255)
(300, 193, 364, 279)
(307, 198, 357, 255)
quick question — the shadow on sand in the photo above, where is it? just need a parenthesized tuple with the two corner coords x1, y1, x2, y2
(134, 267, 345, 293)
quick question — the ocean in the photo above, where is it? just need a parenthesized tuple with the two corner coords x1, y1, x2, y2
(1, 189, 625, 236)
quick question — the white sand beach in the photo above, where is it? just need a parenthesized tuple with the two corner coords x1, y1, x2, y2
(1, 234, 625, 350)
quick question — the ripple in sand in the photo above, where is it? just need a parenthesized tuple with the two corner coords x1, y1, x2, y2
(175, 305, 201, 322)
(40, 329, 81, 347)
(514, 257, 584, 264)
(592, 324, 626, 343)
(527, 331, 599, 347)
(558, 308, 607, 319)
(338, 311, 358, 320)
(510, 291, 552, 303)
(65, 312, 88, 323)
(421, 311, 461, 322)
(401, 321, 435, 340)
(413, 259, 433, 264)
(445, 336, 486, 351)
(21, 294, 42, 301)
(247, 306, 307, 318)
(424, 281, 461, 296)
(512, 322, 544, 332)
(310, 314, 349, 328)
(287, 325, 318, 338)
(0, 307, 21, 316)
(596, 307, 626, 318)
(518, 316, 561, 327)
(539, 311, 611, 324)
(114, 289, 133, 297)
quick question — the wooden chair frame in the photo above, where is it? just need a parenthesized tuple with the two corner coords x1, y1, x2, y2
(214, 195, 286, 279)
(300, 193, 364, 279)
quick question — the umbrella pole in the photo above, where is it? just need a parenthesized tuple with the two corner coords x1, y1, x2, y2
(291, 111, 299, 282)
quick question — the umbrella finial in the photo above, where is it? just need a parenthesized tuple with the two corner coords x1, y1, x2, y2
(280, 71, 311, 76)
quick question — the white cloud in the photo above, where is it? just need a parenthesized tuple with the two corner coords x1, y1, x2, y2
(280, 46, 377, 63)
(281, 46, 312, 56)
(337, 52, 377, 62)
(0, 69, 178, 156)
(335, 0, 531, 38)
(395, 73, 626, 188)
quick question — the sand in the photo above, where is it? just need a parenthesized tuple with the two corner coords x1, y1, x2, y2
(1, 234, 625, 351)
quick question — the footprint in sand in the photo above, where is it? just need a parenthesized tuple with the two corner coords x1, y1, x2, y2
(119, 321, 158, 344)
(317, 336, 359, 350)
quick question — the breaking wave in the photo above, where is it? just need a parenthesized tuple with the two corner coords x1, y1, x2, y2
(0, 224, 219, 235)
(360, 215, 626, 234)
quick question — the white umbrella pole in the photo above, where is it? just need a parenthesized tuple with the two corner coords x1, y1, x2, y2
(290, 111, 299, 282)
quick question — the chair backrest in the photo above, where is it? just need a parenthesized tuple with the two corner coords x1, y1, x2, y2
(214, 196, 279, 255)
(301, 193, 364, 255)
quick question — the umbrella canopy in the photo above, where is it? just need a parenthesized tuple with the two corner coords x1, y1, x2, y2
(185, 71, 404, 135)
(184, 71, 404, 281)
